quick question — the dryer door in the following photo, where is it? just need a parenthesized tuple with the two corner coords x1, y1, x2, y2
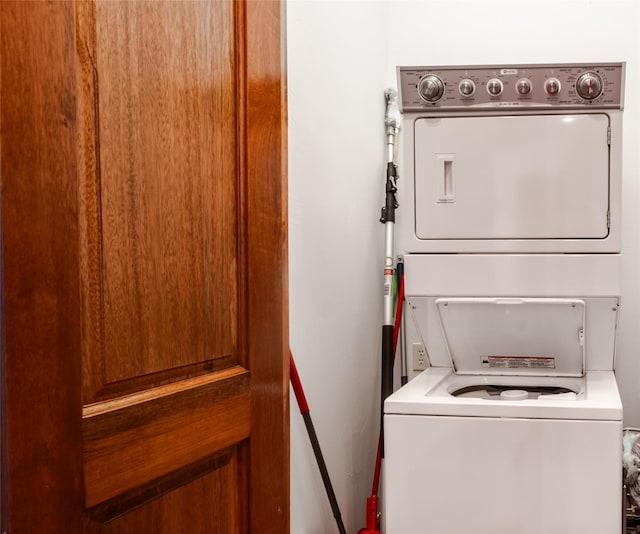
(414, 114, 610, 240)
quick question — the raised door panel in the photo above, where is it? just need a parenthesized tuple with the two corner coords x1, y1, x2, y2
(77, 0, 239, 403)
(75, 0, 248, 514)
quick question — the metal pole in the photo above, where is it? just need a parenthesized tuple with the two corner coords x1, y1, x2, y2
(379, 89, 401, 457)
(359, 89, 403, 534)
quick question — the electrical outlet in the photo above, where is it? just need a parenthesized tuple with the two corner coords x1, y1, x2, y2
(412, 342, 428, 371)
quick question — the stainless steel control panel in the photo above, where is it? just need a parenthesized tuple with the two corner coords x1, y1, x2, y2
(398, 63, 624, 111)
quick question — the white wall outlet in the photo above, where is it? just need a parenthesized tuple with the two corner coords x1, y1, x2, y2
(412, 342, 428, 371)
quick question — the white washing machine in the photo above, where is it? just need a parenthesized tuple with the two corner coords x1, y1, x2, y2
(384, 63, 625, 534)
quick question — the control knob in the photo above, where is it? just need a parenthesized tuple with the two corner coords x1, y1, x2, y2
(486, 78, 503, 96)
(576, 71, 603, 100)
(516, 78, 532, 96)
(418, 74, 445, 102)
(458, 79, 475, 97)
(545, 77, 561, 96)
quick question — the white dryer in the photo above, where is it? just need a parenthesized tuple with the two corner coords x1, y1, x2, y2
(384, 63, 625, 534)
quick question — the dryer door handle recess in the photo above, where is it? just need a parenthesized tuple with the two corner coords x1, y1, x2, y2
(436, 154, 455, 203)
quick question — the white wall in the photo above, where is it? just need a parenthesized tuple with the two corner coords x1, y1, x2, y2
(288, 2, 388, 532)
(289, 1, 640, 532)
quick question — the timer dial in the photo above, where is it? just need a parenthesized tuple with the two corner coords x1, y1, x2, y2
(576, 72, 603, 100)
(418, 74, 445, 102)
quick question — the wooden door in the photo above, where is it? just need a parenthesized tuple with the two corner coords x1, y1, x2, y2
(0, 1, 288, 532)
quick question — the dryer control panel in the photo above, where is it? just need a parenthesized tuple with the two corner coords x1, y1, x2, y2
(398, 63, 624, 111)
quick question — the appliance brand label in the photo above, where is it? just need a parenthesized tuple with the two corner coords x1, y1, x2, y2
(481, 356, 556, 369)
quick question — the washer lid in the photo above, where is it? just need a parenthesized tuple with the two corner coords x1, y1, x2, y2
(436, 298, 586, 377)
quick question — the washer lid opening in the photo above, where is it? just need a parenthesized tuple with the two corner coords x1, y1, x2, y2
(436, 297, 586, 377)
(451, 384, 579, 400)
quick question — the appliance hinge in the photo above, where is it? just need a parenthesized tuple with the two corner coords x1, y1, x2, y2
(607, 126, 611, 146)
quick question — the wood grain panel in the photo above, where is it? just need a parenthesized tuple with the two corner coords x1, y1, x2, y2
(86, 448, 242, 533)
(1, 1, 85, 532)
(245, 2, 290, 531)
(77, 0, 238, 397)
(87, 447, 235, 524)
(2, 0, 288, 530)
(83, 367, 249, 507)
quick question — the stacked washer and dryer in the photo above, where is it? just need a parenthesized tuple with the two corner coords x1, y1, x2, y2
(384, 63, 626, 533)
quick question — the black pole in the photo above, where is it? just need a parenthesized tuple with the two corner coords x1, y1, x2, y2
(380, 323, 394, 458)
(300, 412, 347, 534)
